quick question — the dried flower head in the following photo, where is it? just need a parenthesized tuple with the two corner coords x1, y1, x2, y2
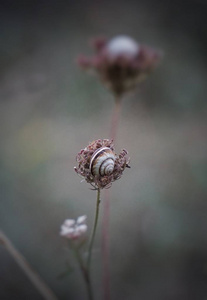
(74, 139, 130, 189)
(78, 35, 162, 97)
(60, 215, 87, 240)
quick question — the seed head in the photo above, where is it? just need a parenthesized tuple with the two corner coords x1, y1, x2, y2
(78, 35, 162, 97)
(74, 139, 130, 189)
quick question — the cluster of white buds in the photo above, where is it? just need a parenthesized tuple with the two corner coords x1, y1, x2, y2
(60, 215, 87, 240)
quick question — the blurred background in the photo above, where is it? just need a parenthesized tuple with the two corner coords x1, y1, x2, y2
(1, 0, 207, 299)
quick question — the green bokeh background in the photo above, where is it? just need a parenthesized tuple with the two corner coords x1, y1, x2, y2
(1, 1, 207, 299)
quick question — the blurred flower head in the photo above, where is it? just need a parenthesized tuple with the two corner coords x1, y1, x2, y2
(74, 139, 130, 189)
(60, 215, 87, 240)
(78, 35, 162, 97)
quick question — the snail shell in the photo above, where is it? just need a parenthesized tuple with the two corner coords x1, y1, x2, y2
(89, 147, 115, 176)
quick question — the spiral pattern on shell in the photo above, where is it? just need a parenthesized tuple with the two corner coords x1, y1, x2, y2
(89, 147, 115, 177)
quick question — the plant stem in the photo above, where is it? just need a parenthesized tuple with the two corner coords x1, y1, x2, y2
(0, 230, 58, 300)
(110, 96, 122, 141)
(87, 188, 101, 270)
(102, 95, 123, 300)
(102, 189, 110, 300)
(70, 242, 93, 300)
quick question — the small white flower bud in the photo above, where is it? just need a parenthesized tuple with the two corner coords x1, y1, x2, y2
(64, 219, 75, 227)
(77, 215, 87, 224)
(76, 224, 87, 234)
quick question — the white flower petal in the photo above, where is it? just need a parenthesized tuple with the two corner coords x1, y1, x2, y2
(77, 215, 87, 224)
(60, 226, 75, 236)
(77, 224, 87, 234)
(64, 219, 75, 227)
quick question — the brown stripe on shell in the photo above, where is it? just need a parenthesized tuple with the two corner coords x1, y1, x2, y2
(99, 157, 114, 176)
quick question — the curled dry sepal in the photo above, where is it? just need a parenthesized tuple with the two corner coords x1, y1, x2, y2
(60, 215, 87, 240)
(74, 139, 130, 189)
(78, 35, 162, 97)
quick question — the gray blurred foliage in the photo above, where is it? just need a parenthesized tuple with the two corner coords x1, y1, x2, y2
(1, 0, 207, 299)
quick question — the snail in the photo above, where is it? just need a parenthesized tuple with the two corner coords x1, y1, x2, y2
(89, 147, 115, 177)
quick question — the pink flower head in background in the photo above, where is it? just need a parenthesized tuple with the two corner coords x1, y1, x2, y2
(60, 215, 87, 240)
(74, 139, 130, 189)
(78, 35, 162, 97)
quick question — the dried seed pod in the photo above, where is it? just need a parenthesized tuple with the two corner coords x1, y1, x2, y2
(74, 139, 130, 189)
(78, 35, 162, 97)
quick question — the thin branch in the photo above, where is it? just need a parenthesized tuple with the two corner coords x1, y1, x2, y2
(70, 241, 94, 300)
(0, 230, 58, 300)
(102, 96, 123, 300)
(87, 188, 101, 270)
(102, 189, 111, 300)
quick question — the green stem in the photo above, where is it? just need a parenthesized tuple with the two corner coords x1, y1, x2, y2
(70, 189, 101, 300)
(70, 242, 93, 300)
(102, 189, 111, 300)
(87, 188, 101, 270)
